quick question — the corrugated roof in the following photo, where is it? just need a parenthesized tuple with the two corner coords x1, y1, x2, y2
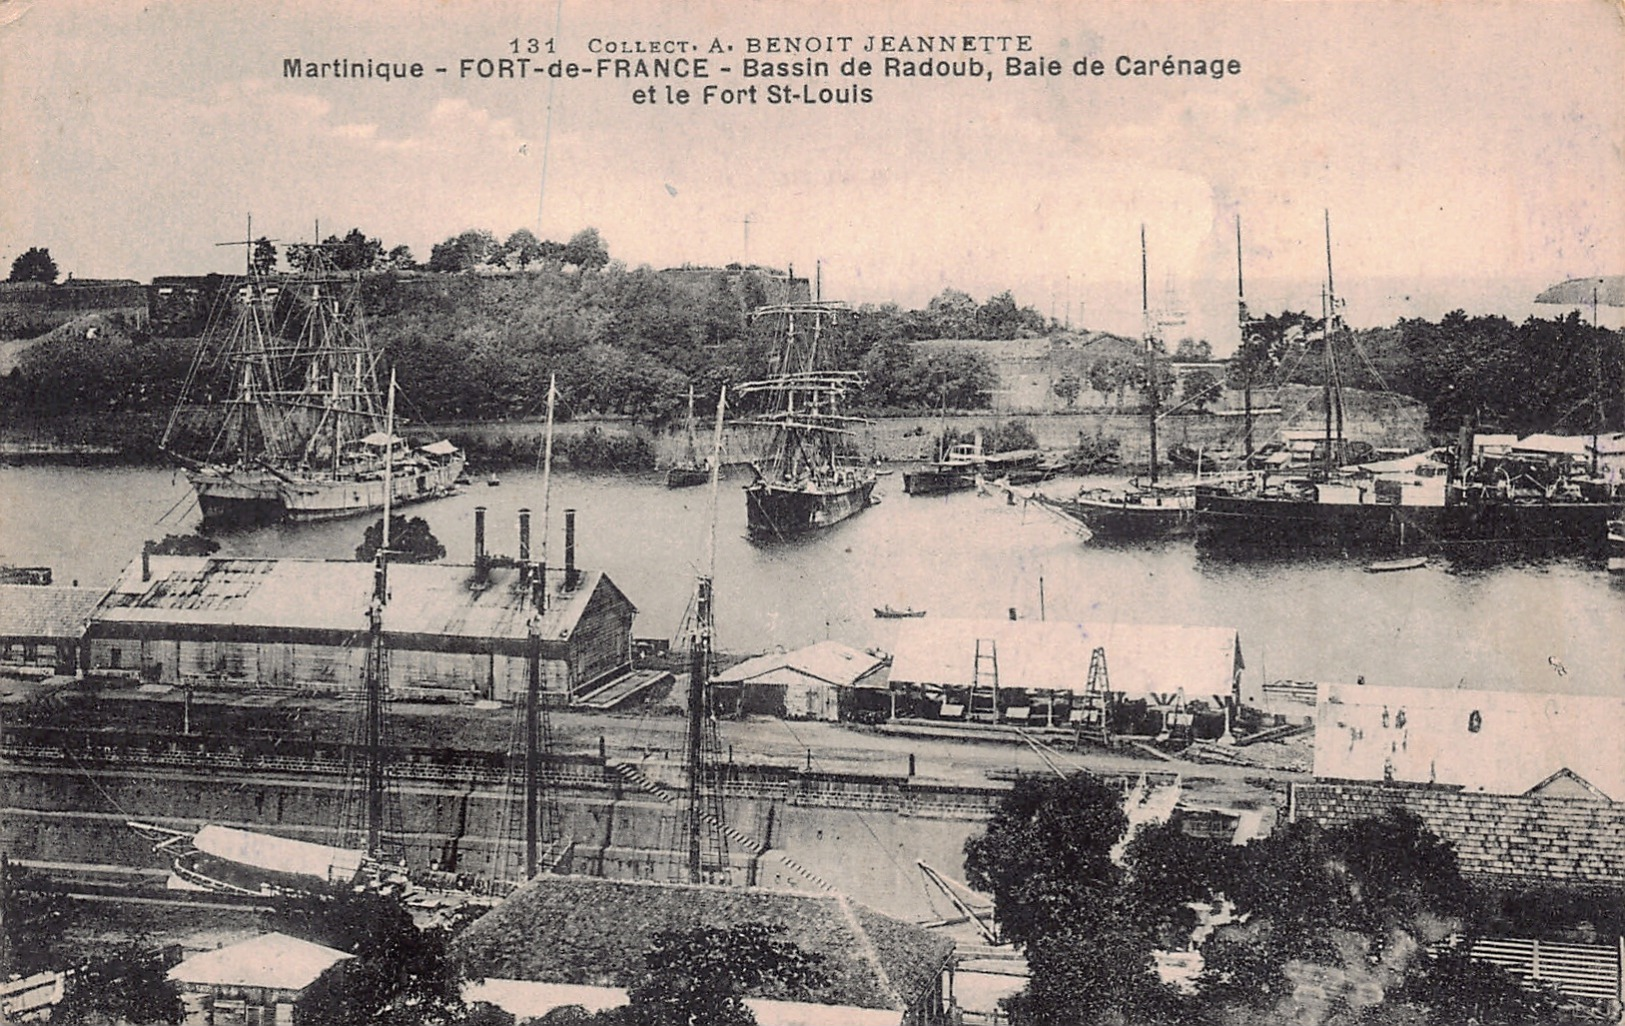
(1315, 682, 1625, 800)
(94, 556, 621, 644)
(453, 875, 954, 1012)
(715, 641, 884, 688)
(193, 825, 364, 883)
(888, 618, 1241, 699)
(0, 584, 106, 639)
(168, 932, 352, 992)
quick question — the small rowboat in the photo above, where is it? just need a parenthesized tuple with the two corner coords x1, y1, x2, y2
(874, 605, 926, 618)
(1366, 556, 1427, 573)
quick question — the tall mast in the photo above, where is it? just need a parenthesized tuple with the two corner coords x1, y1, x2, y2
(526, 375, 557, 879)
(687, 389, 729, 883)
(1237, 215, 1254, 459)
(1142, 225, 1158, 486)
(365, 369, 396, 857)
(1322, 210, 1343, 473)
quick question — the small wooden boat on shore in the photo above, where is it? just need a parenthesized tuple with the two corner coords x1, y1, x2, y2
(874, 605, 926, 618)
(1365, 556, 1427, 573)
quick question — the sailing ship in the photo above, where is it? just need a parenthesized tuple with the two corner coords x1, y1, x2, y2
(735, 286, 876, 538)
(162, 258, 465, 526)
(666, 385, 711, 488)
(1031, 227, 1195, 540)
(1194, 213, 1450, 554)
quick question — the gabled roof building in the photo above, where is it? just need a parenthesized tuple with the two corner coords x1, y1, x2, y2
(1294, 682, 1625, 890)
(85, 545, 635, 702)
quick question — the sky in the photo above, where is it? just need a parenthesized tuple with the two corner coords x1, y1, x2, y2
(2, 0, 1621, 348)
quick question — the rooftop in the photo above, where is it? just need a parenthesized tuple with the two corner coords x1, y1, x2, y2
(715, 641, 886, 689)
(168, 932, 351, 993)
(453, 874, 954, 1012)
(0, 584, 107, 639)
(1315, 682, 1625, 800)
(93, 556, 626, 645)
(889, 618, 1242, 699)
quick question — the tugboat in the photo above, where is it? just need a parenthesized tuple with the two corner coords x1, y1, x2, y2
(735, 280, 876, 539)
(1030, 226, 1195, 540)
(162, 238, 464, 527)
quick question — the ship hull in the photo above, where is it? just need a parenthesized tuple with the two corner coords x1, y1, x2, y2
(745, 478, 876, 538)
(189, 468, 290, 528)
(280, 454, 468, 522)
(902, 468, 973, 496)
(665, 466, 709, 489)
(191, 454, 467, 526)
(1440, 498, 1611, 559)
(1194, 489, 1441, 552)
(1037, 491, 1195, 540)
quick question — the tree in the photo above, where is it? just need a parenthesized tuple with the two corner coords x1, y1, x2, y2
(620, 922, 829, 1026)
(1179, 369, 1222, 413)
(563, 228, 609, 272)
(8, 246, 59, 284)
(53, 946, 183, 1025)
(504, 228, 547, 268)
(250, 237, 279, 276)
(278, 891, 465, 1026)
(356, 515, 446, 563)
(330, 228, 384, 272)
(385, 244, 418, 270)
(2, 858, 74, 977)
(963, 774, 1174, 1024)
(1051, 373, 1081, 409)
(1172, 337, 1212, 361)
(147, 533, 220, 557)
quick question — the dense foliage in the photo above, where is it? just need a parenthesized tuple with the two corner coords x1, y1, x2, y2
(4, 226, 1617, 442)
(963, 775, 1595, 1026)
(357, 515, 447, 563)
(8, 246, 60, 284)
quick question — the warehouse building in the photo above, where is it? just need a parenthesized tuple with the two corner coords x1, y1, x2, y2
(84, 512, 635, 701)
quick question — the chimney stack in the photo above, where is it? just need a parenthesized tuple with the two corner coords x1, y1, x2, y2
(474, 506, 488, 576)
(564, 509, 579, 590)
(141, 540, 152, 583)
(518, 508, 532, 563)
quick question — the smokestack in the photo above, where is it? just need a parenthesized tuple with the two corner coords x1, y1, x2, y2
(141, 540, 152, 583)
(518, 508, 532, 563)
(565, 509, 579, 590)
(474, 506, 487, 575)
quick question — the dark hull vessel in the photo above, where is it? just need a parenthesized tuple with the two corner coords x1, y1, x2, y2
(745, 476, 876, 538)
(903, 466, 974, 495)
(1440, 497, 1612, 559)
(1035, 490, 1195, 540)
(1194, 487, 1442, 552)
(735, 296, 876, 541)
(666, 466, 710, 489)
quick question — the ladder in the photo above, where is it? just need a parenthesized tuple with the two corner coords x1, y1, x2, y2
(972, 638, 1000, 722)
(1075, 647, 1112, 748)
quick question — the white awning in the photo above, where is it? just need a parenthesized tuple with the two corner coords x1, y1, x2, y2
(421, 439, 460, 456)
(359, 432, 404, 447)
(192, 824, 365, 883)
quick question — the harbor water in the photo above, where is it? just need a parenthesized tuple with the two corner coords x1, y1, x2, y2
(2, 463, 1622, 699)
